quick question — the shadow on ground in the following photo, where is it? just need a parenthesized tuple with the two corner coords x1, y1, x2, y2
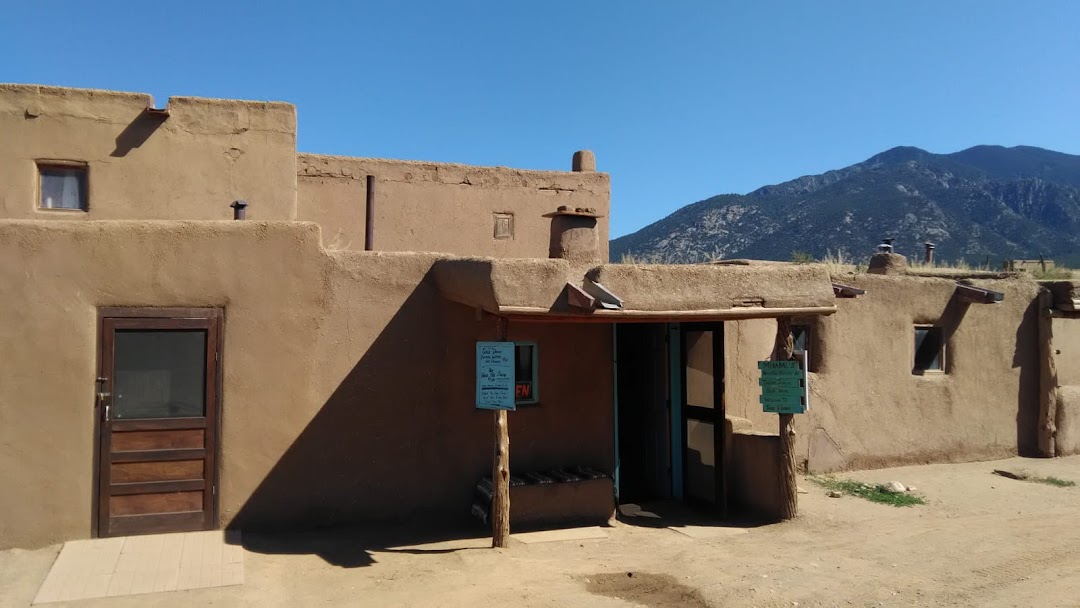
(237, 520, 492, 569)
(616, 501, 771, 531)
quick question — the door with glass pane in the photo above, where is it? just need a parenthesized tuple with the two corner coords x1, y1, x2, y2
(681, 324, 726, 517)
(96, 309, 221, 537)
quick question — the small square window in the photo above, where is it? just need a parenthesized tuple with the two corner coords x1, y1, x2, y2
(39, 164, 88, 211)
(493, 213, 514, 240)
(914, 325, 945, 373)
(514, 342, 539, 405)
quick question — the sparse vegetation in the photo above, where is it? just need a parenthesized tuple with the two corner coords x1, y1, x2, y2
(790, 250, 814, 264)
(809, 476, 926, 507)
(1032, 266, 1072, 280)
(619, 252, 672, 264)
(820, 249, 857, 274)
(1029, 475, 1076, 488)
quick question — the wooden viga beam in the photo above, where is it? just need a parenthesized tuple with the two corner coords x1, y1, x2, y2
(832, 283, 866, 298)
(566, 283, 597, 310)
(582, 279, 624, 310)
(955, 283, 1005, 305)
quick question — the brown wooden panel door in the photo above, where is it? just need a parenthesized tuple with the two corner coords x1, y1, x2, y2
(96, 309, 221, 537)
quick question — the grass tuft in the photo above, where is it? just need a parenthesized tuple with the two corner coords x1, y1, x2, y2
(809, 476, 926, 507)
(1029, 476, 1076, 488)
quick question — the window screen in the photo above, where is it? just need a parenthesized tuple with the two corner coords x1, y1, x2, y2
(39, 164, 88, 210)
(514, 342, 538, 404)
(914, 326, 944, 373)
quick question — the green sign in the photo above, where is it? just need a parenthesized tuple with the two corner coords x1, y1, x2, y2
(757, 369, 802, 379)
(760, 385, 804, 397)
(759, 357, 807, 415)
(759, 377, 803, 388)
(760, 393, 803, 406)
(758, 360, 800, 370)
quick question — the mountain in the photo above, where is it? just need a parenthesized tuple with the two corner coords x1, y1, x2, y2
(610, 145, 1080, 266)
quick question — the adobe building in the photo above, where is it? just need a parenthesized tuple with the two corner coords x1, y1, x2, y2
(1, 84, 1077, 550)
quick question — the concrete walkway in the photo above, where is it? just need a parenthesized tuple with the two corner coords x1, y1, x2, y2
(32, 530, 243, 604)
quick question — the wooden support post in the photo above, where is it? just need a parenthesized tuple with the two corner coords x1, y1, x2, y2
(492, 316, 512, 547)
(774, 316, 798, 520)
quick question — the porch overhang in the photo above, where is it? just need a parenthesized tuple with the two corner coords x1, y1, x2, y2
(432, 258, 838, 323)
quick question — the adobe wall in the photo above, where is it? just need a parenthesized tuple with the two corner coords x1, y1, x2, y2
(1051, 316, 1080, 455)
(1, 84, 608, 261)
(0, 219, 613, 549)
(1052, 316, 1080, 386)
(296, 153, 611, 258)
(0, 84, 298, 221)
(724, 273, 1043, 472)
(727, 430, 782, 520)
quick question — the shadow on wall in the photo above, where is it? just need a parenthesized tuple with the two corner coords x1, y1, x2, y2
(111, 110, 168, 157)
(1014, 297, 1041, 456)
(937, 293, 970, 348)
(229, 278, 494, 567)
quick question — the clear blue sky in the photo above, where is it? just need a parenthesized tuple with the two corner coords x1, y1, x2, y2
(4, 2, 1078, 237)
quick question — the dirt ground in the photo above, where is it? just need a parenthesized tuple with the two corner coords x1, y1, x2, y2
(4, 455, 1080, 608)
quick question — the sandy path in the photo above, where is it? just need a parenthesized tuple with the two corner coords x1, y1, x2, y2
(3, 455, 1080, 607)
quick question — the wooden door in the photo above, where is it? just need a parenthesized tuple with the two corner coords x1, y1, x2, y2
(681, 324, 726, 517)
(96, 308, 222, 537)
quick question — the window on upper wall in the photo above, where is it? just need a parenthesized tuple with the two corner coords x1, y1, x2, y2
(791, 324, 811, 354)
(913, 325, 945, 374)
(515, 342, 539, 405)
(38, 163, 88, 211)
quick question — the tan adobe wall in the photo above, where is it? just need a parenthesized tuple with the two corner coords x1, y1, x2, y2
(0, 220, 613, 549)
(1050, 317, 1080, 455)
(727, 429, 782, 519)
(296, 153, 610, 259)
(1052, 316, 1080, 386)
(724, 274, 1043, 472)
(0, 84, 297, 221)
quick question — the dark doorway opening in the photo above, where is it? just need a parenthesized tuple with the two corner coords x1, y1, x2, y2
(615, 324, 671, 504)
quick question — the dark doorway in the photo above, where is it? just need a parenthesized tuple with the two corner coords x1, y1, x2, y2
(96, 308, 222, 537)
(615, 324, 670, 504)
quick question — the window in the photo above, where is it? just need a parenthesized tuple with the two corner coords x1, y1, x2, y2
(493, 213, 514, 239)
(791, 324, 810, 354)
(514, 342, 539, 404)
(38, 163, 88, 211)
(790, 322, 821, 372)
(913, 325, 945, 373)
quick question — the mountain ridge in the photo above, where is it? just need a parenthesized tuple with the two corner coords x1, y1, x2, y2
(610, 145, 1080, 265)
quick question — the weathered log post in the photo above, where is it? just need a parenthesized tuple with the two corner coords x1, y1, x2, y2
(774, 316, 798, 520)
(492, 316, 512, 547)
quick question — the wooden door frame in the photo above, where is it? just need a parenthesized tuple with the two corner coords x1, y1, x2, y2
(679, 322, 727, 518)
(93, 307, 224, 538)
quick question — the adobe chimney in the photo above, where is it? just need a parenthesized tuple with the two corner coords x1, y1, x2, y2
(547, 206, 602, 263)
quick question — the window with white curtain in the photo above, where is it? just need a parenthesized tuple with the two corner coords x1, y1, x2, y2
(38, 164, 88, 210)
